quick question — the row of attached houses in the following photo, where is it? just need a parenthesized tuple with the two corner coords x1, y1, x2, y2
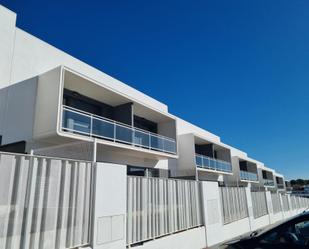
(0, 5, 288, 192)
(1, 5, 305, 249)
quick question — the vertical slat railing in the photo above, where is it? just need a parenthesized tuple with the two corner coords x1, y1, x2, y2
(126, 176, 203, 246)
(0, 152, 92, 249)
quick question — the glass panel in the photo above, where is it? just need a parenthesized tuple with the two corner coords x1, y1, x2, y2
(115, 125, 133, 144)
(164, 139, 177, 154)
(209, 158, 216, 169)
(134, 130, 150, 147)
(92, 117, 114, 139)
(195, 155, 203, 166)
(62, 109, 91, 134)
(62, 107, 176, 155)
(196, 154, 232, 173)
(150, 135, 164, 152)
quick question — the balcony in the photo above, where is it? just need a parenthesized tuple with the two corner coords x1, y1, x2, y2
(277, 183, 285, 189)
(240, 170, 258, 182)
(61, 105, 177, 155)
(195, 153, 232, 173)
(263, 179, 275, 186)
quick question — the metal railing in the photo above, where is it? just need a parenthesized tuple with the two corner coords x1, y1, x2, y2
(263, 179, 275, 186)
(61, 105, 177, 155)
(220, 187, 248, 224)
(195, 153, 232, 173)
(277, 183, 285, 189)
(0, 152, 92, 249)
(251, 190, 268, 218)
(127, 176, 203, 245)
(240, 170, 258, 182)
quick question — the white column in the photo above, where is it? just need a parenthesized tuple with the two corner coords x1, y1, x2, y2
(200, 181, 223, 247)
(92, 162, 127, 249)
(245, 187, 254, 231)
(265, 191, 273, 224)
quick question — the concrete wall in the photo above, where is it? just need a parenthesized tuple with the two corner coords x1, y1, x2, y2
(0, 10, 168, 113)
(0, 77, 38, 145)
(33, 67, 62, 141)
(173, 133, 196, 177)
(0, 6, 16, 86)
(93, 162, 127, 249)
(133, 227, 206, 249)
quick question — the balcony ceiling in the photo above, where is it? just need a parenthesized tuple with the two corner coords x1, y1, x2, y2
(194, 136, 229, 151)
(64, 69, 174, 123)
(64, 69, 130, 106)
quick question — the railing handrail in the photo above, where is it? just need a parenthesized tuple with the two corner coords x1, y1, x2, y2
(195, 153, 231, 165)
(240, 170, 258, 175)
(62, 105, 176, 142)
(0, 150, 92, 163)
(239, 170, 258, 181)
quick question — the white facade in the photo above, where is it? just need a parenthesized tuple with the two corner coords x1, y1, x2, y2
(0, 5, 302, 249)
(0, 5, 287, 186)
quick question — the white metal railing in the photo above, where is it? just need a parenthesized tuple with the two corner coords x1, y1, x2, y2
(126, 176, 203, 245)
(277, 183, 285, 189)
(281, 194, 290, 211)
(0, 152, 92, 249)
(271, 193, 282, 214)
(251, 190, 268, 218)
(61, 105, 177, 155)
(220, 187, 248, 224)
(240, 170, 258, 182)
(195, 153, 232, 173)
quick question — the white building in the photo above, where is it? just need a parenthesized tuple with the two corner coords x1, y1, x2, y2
(0, 5, 299, 249)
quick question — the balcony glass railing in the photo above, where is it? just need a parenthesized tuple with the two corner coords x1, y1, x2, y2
(277, 183, 285, 189)
(61, 105, 177, 155)
(240, 170, 258, 182)
(195, 154, 232, 173)
(263, 179, 275, 186)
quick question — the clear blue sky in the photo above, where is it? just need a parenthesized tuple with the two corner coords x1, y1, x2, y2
(2, 0, 309, 179)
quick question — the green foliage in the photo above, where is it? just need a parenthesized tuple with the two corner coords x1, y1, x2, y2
(290, 179, 309, 186)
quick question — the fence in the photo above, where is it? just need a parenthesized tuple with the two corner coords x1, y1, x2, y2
(271, 192, 282, 214)
(251, 190, 268, 218)
(0, 152, 92, 249)
(290, 195, 297, 210)
(220, 187, 248, 224)
(126, 176, 203, 245)
(281, 194, 290, 212)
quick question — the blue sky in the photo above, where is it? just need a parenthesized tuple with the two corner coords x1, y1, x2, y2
(2, 0, 309, 179)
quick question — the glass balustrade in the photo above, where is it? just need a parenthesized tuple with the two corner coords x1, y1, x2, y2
(195, 154, 232, 173)
(263, 179, 275, 186)
(62, 106, 177, 154)
(239, 170, 258, 181)
(277, 183, 285, 189)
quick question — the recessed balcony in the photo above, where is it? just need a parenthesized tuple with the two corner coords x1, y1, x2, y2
(263, 179, 275, 186)
(262, 169, 275, 187)
(61, 105, 177, 155)
(238, 159, 258, 182)
(195, 153, 232, 173)
(240, 170, 258, 182)
(276, 176, 285, 189)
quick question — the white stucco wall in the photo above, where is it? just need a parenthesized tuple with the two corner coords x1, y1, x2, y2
(176, 117, 220, 142)
(0, 77, 38, 145)
(133, 227, 206, 249)
(7, 27, 168, 113)
(0, 6, 16, 86)
(0, 5, 168, 114)
(93, 162, 127, 249)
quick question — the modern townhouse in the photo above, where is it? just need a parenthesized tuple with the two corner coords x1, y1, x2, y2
(0, 5, 308, 249)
